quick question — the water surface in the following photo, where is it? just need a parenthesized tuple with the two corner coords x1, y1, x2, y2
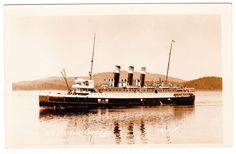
(6, 91, 222, 147)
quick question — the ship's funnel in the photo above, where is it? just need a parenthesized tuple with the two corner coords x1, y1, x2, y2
(127, 66, 134, 86)
(140, 67, 146, 87)
(114, 65, 121, 87)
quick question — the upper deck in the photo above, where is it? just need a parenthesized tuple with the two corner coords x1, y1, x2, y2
(98, 86, 195, 93)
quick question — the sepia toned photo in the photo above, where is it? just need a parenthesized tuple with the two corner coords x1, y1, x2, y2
(4, 4, 232, 148)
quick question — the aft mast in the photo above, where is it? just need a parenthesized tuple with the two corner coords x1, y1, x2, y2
(165, 40, 175, 85)
(89, 33, 96, 80)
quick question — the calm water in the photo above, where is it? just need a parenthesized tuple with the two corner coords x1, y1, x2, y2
(6, 91, 222, 147)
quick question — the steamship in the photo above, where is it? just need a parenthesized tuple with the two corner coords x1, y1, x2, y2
(39, 36, 195, 108)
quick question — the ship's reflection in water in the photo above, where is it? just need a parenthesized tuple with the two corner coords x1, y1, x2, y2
(39, 106, 194, 145)
(113, 121, 121, 144)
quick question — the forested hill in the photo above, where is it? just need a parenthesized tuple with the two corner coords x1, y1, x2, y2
(183, 76, 222, 90)
(12, 72, 222, 91)
(12, 71, 183, 90)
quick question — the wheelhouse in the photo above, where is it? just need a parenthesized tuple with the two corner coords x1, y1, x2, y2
(72, 78, 96, 94)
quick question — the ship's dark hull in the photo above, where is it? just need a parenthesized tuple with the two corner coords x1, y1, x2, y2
(39, 94, 195, 109)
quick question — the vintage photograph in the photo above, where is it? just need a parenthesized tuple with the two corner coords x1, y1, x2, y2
(4, 4, 232, 147)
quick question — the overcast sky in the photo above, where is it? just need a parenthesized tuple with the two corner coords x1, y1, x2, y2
(5, 5, 222, 82)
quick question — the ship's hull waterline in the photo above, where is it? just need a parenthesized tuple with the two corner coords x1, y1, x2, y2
(39, 93, 195, 109)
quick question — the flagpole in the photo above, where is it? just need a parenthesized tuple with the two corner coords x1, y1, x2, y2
(165, 40, 175, 85)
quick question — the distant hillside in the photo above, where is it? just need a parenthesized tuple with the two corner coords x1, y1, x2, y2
(183, 76, 222, 90)
(12, 71, 183, 90)
(12, 77, 76, 90)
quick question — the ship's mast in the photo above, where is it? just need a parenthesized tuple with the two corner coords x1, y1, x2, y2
(89, 33, 96, 80)
(165, 40, 175, 85)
